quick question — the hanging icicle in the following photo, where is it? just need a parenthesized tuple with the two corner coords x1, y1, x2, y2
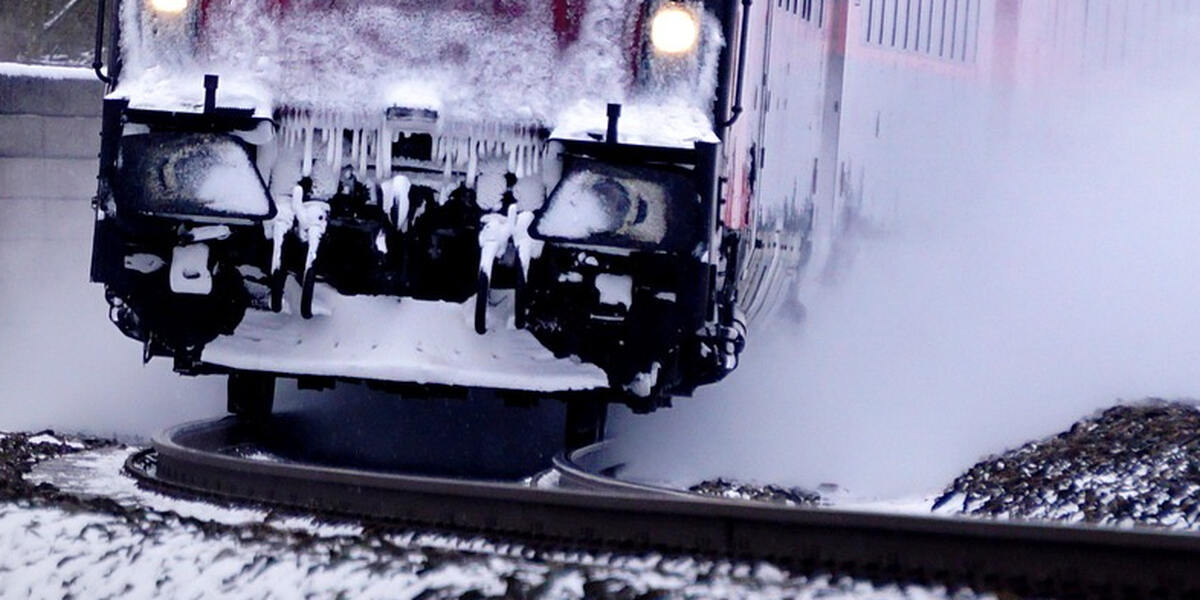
(358, 129, 369, 178)
(302, 126, 314, 177)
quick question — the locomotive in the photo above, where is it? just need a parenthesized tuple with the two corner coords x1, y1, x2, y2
(88, 0, 834, 419)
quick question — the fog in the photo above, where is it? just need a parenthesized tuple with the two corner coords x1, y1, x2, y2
(612, 52, 1200, 499)
(0, 198, 224, 440)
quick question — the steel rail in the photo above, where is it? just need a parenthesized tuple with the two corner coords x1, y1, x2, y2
(551, 440, 697, 498)
(128, 418, 1200, 599)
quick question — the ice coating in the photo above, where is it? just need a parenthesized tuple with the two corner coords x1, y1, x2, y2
(536, 166, 670, 244)
(594, 273, 633, 308)
(120, 1, 634, 123)
(194, 144, 272, 213)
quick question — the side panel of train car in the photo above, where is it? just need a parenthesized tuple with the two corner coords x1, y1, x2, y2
(89, 0, 844, 407)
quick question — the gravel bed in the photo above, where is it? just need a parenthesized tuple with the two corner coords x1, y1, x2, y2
(689, 478, 822, 507)
(933, 400, 1200, 529)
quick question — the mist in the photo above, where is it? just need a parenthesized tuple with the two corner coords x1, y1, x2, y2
(0, 198, 224, 440)
(612, 45, 1200, 499)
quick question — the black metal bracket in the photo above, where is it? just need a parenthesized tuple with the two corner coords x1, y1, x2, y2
(606, 103, 622, 144)
(92, 0, 112, 84)
(722, 0, 753, 128)
(204, 74, 220, 113)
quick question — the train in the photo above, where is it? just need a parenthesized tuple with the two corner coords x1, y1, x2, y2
(87, 0, 839, 424)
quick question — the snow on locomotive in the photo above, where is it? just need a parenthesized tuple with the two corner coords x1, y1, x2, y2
(89, 0, 832, 414)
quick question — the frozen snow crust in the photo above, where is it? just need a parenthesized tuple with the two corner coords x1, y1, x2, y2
(201, 282, 609, 392)
(0, 62, 96, 81)
(0, 432, 988, 599)
(116, 0, 722, 132)
(934, 401, 1200, 530)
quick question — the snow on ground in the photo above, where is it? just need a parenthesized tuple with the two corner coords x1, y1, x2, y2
(202, 282, 608, 393)
(27, 447, 358, 535)
(0, 432, 991, 600)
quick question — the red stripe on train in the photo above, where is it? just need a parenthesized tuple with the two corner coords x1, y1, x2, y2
(553, 0, 586, 47)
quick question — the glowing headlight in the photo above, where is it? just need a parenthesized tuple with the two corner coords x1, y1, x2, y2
(149, 0, 188, 15)
(650, 4, 700, 55)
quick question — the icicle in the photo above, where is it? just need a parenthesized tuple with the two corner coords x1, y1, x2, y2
(507, 145, 517, 175)
(336, 126, 347, 169)
(466, 140, 479, 187)
(377, 120, 391, 179)
(302, 126, 314, 177)
(358, 130, 369, 178)
(439, 153, 452, 206)
(325, 127, 336, 166)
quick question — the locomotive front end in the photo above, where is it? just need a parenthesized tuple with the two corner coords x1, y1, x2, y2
(91, 0, 742, 405)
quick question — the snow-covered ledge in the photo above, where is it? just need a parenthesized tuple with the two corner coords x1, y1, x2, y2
(0, 62, 104, 118)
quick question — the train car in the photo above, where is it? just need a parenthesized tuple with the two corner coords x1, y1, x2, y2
(87, 0, 843, 420)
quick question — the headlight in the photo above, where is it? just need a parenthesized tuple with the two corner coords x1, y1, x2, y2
(534, 157, 701, 252)
(116, 132, 275, 223)
(149, 0, 188, 15)
(650, 4, 701, 55)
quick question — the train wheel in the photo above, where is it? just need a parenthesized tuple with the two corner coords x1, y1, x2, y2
(227, 372, 275, 421)
(514, 266, 527, 330)
(474, 270, 489, 335)
(300, 267, 316, 320)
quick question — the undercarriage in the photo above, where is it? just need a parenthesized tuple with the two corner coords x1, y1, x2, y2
(91, 94, 746, 408)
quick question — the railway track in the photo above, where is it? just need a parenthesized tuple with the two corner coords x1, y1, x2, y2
(127, 418, 1200, 599)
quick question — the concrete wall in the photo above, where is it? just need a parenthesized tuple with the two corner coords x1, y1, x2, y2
(0, 73, 104, 200)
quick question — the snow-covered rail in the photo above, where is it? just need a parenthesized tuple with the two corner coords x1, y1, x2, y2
(130, 418, 1200, 599)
